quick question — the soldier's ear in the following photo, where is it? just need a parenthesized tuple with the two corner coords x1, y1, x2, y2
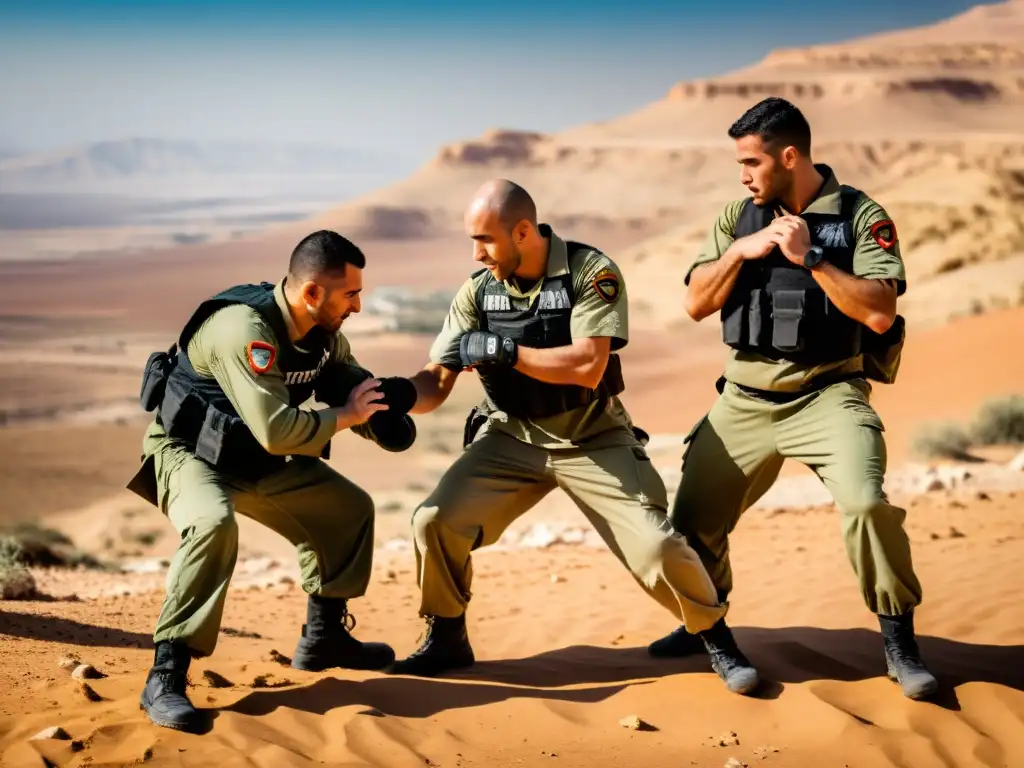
(780, 145, 799, 169)
(300, 280, 325, 308)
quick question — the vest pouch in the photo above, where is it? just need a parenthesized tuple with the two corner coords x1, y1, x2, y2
(462, 406, 488, 449)
(140, 346, 176, 412)
(721, 294, 747, 346)
(862, 314, 905, 385)
(194, 407, 233, 467)
(771, 290, 806, 352)
(158, 373, 207, 441)
(747, 289, 768, 347)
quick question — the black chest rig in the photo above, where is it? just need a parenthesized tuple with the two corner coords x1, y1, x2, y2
(472, 242, 625, 419)
(721, 186, 864, 365)
(140, 282, 334, 481)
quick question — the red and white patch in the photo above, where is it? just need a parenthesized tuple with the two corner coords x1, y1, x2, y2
(246, 340, 276, 374)
(870, 219, 897, 250)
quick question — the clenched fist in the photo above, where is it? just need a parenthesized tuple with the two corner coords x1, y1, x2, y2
(769, 215, 813, 266)
(459, 331, 518, 368)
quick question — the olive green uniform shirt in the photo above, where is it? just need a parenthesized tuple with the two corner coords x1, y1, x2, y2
(141, 280, 361, 459)
(685, 166, 906, 393)
(429, 228, 639, 450)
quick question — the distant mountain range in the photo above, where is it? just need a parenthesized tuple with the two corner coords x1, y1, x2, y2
(0, 138, 420, 192)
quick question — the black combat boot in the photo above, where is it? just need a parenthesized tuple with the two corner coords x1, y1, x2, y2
(389, 614, 475, 677)
(698, 619, 760, 695)
(647, 624, 706, 658)
(140, 640, 207, 733)
(878, 611, 939, 699)
(291, 596, 396, 672)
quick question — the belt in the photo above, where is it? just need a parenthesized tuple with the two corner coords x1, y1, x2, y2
(718, 373, 861, 404)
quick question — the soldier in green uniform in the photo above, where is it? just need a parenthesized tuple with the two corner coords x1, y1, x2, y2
(645, 97, 939, 700)
(126, 230, 419, 732)
(384, 178, 761, 695)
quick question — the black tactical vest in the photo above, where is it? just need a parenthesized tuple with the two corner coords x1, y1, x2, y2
(472, 241, 625, 419)
(720, 186, 864, 365)
(144, 282, 334, 480)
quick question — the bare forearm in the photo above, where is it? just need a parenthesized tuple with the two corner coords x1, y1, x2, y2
(812, 263, 896, 333)
(514, 339, 609, 389)
(408, 365, 457, 414)
(686, 248, 746, 321)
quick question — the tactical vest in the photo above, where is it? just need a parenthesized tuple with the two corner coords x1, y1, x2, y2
(720, 186, 864, 365)
(142, 282, 334, 481)
(472, 241, 625, 419)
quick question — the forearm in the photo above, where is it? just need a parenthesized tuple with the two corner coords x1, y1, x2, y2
(409, 364, 457, 414)
(252, 402, 337, 456)
(812, 263, 897, 334)
(514, 339, 608, 389)
(686, 248, 746, 321)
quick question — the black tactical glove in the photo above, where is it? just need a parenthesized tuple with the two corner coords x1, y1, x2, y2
(459, 331, 517, 367)
(366, 411, 417, 452)
(377, 376, 418, 415)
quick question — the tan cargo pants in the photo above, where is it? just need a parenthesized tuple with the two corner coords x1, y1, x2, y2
(410, 428, 728, 633)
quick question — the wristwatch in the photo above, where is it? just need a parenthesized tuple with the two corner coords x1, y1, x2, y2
(803, 245, 825, 270)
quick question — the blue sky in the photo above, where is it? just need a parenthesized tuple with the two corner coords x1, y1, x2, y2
(0, 0, 989, 159)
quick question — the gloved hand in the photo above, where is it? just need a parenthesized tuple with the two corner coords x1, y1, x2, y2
(377, 376, 418, 414)
(459, 331, 517, 368)
(366, 411, 417, 452)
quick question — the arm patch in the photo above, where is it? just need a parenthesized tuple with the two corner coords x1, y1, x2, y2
(591, 268, 621, 304)
(246, 340, 276, 374)
(870, 219, 897, 251)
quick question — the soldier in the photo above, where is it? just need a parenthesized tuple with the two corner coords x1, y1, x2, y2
(645, 97, 938, 700)
(386, 178, 760, 695)
(126, 230, 419, 732)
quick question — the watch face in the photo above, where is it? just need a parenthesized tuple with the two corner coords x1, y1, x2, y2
(806, 246, 824, 267)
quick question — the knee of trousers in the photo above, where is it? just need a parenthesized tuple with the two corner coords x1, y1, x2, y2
(836, 489, 900, 528)
(185, 514, 240, 550)
(410, 504, 472, 550)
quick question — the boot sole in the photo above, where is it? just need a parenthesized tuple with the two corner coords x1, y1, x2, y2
(139, 701, 207, 733)
(291, 651, 396, 673)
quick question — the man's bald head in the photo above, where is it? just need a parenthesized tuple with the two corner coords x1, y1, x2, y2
(467, 178, 537, 232)
(464, 178, 546, 282)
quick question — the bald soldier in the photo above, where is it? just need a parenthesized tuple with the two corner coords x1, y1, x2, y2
(646, 98, 938, 700)
(384, 179, 759, 695)
(126, 230, 419, 732)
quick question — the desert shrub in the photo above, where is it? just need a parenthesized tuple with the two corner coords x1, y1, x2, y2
(0, 536, 38, 600)
(0, 524, 103, 569)
(911, 422, 974, 460)
(970, 395, 1024, 446)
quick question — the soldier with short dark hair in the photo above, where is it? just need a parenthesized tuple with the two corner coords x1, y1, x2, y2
(127, 229, 417, 732)
(645, 97, 938, 701)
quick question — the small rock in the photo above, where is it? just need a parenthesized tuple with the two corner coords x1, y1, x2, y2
(715, 731, 740, 747)
(57, 656, 80, 672)
(201, 670, 233, 688)
(922, 477, 945, 493)
(75, 681, 103, 702)
(949, 526, 966, 539)
(724, 759, 748, 768)
(277, 574, 295, 585)
(550, 573, 564, 583)
(618, 715, 656, 731)
(251, 674, 293, 688)
(268, 649, 291, 666)
(752, 745, 780, 760)
(71, 664, 104, 680)
(975, 491, 991, 501)
(29, 726, 70, 741)
(610, 634, 625, 646)
(380, 569, 397, 584)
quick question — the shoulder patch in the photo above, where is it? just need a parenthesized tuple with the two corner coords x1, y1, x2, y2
(870, 219, 897, 251)
(246, 340, 276, 374)
(591, 267, 621, 304)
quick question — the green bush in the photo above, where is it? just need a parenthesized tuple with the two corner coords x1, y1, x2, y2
(970, 395, 1024, 446)
(911, 422, 974, 460)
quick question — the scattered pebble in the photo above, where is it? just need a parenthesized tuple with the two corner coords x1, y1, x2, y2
(75, 681, 103, 702)
(57, 656, 80, 672)
(71, 664, 104, 680)
(724, 759, 748, 768)
(618, 715, 656, 731)
(251, 674, 293, 689)
(201, 670, 233, 688)
(29, 726, 70, 741)
(267, 650, 291, 666)
(710, 731, 740, 747)
(753, 745, 780, 760)
(550, 573, 564, 583)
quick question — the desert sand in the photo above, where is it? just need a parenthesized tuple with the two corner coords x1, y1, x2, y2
(2, 1, 1024, 767)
